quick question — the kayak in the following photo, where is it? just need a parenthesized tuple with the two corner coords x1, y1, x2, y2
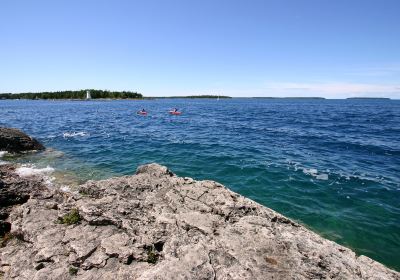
(137, 111, 148, 115)
(169, 111, 181, 115)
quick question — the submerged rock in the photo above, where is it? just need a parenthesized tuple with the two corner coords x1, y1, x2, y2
(0, 127, 44, 153)
(0, 163, 399, 279)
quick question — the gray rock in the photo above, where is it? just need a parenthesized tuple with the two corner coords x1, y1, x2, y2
(0, 127, 44, 153)
(0, 163, 399, 279)
(0, 164, 50, 236)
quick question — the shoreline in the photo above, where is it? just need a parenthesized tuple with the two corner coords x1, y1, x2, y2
(1, 161, 399, 278)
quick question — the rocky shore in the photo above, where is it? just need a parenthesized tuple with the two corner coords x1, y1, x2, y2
(0, 128, 44, 154)
(0, 129, 399, 279)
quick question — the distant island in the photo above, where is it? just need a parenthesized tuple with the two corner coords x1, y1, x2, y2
(1, 92, 394, 100)
(346, 97, 391, 100)
(153, 95, 231, 99)
(252, 97, 325, 99)
(0, 91, 234, 100)
(0, 90, 142, 100)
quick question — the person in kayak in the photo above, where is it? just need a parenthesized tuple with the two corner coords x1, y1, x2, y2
(137, 108, 147, 114)
(169, 108, 182, 115)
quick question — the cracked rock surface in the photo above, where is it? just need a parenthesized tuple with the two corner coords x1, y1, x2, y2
(0, 163, 399, 279)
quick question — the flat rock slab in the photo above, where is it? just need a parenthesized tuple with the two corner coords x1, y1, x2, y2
(0, 163, 399, 279)
(0, 127, 44, 153)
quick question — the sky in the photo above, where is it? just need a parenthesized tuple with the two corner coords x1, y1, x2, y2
(1, 0, 399, 98)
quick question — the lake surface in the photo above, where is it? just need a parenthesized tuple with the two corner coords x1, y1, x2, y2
(1, 98, 399, 270)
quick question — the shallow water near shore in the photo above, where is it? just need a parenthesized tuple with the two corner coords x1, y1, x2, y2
(1, 98, 399, 270)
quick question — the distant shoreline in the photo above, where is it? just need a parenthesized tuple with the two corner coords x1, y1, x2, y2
(0, 92, 395, 101)
(151, 95, 231, 99)
(252, 97, 325, 99)
(346, 97, 391, 100)
(0, 90, 142, 100)
(1, 97, 396, 101)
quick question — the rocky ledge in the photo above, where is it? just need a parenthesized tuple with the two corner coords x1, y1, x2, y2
(0, 127, 44, 153)
(0, 165, 399, 279)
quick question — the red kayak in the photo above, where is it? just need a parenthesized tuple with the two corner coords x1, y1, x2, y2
(169, 111, 181, 115)
(137, 111, 148, 115)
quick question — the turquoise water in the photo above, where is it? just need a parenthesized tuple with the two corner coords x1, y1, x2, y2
(1, 99, 399, 270)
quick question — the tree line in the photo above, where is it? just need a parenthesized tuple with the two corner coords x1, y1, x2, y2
(0, 89, 142, 100)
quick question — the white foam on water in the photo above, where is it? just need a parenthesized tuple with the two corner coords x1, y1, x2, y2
(316, 174, 329, 180)
(302, 167, 329, 180)
(16, 165, 55, 177)
(303, 168, 318, 175)
(0, 151, 9, 165)
(14, 164, 56, 187)
(63, 131, 89, 138)
(286, 160, 330, 181)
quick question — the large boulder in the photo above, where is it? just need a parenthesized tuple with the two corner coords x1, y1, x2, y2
(0, 127, 44, 153)
(0, 163, 399, 279)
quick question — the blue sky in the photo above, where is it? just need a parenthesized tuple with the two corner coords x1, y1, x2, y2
(1, 0, 399, 98)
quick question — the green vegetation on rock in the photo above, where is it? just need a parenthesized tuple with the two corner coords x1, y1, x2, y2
(58, 209, 81, 225)
(146, 247, 158, 264)
(69, 266, 78, 276)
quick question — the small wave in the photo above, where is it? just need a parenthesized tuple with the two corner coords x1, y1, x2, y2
(0, 151, 8, 165)
(16, 165, 55, 177)
(303, 168, 318, 176)
(301, 167, 329, 180)
(316, 174, 329, 180)
(15, 165, 56, 186)
(285, 160, 330, 180)
(63, 131, 89, 138)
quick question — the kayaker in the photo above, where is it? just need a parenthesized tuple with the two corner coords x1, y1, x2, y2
(169, 108, 181, 115)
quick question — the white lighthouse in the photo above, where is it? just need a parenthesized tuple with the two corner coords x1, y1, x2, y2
(86, 90, 91, 99)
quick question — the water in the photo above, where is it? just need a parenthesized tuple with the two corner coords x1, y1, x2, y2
(1, 98, 399, 270)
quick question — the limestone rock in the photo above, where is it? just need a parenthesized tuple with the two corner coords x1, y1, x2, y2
(0, 163, 399, 279)
(0, 127, 44, 153)
(0, 164, 50, 236)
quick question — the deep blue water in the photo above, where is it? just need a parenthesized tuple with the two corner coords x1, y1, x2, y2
(1, 99, 399, 270)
